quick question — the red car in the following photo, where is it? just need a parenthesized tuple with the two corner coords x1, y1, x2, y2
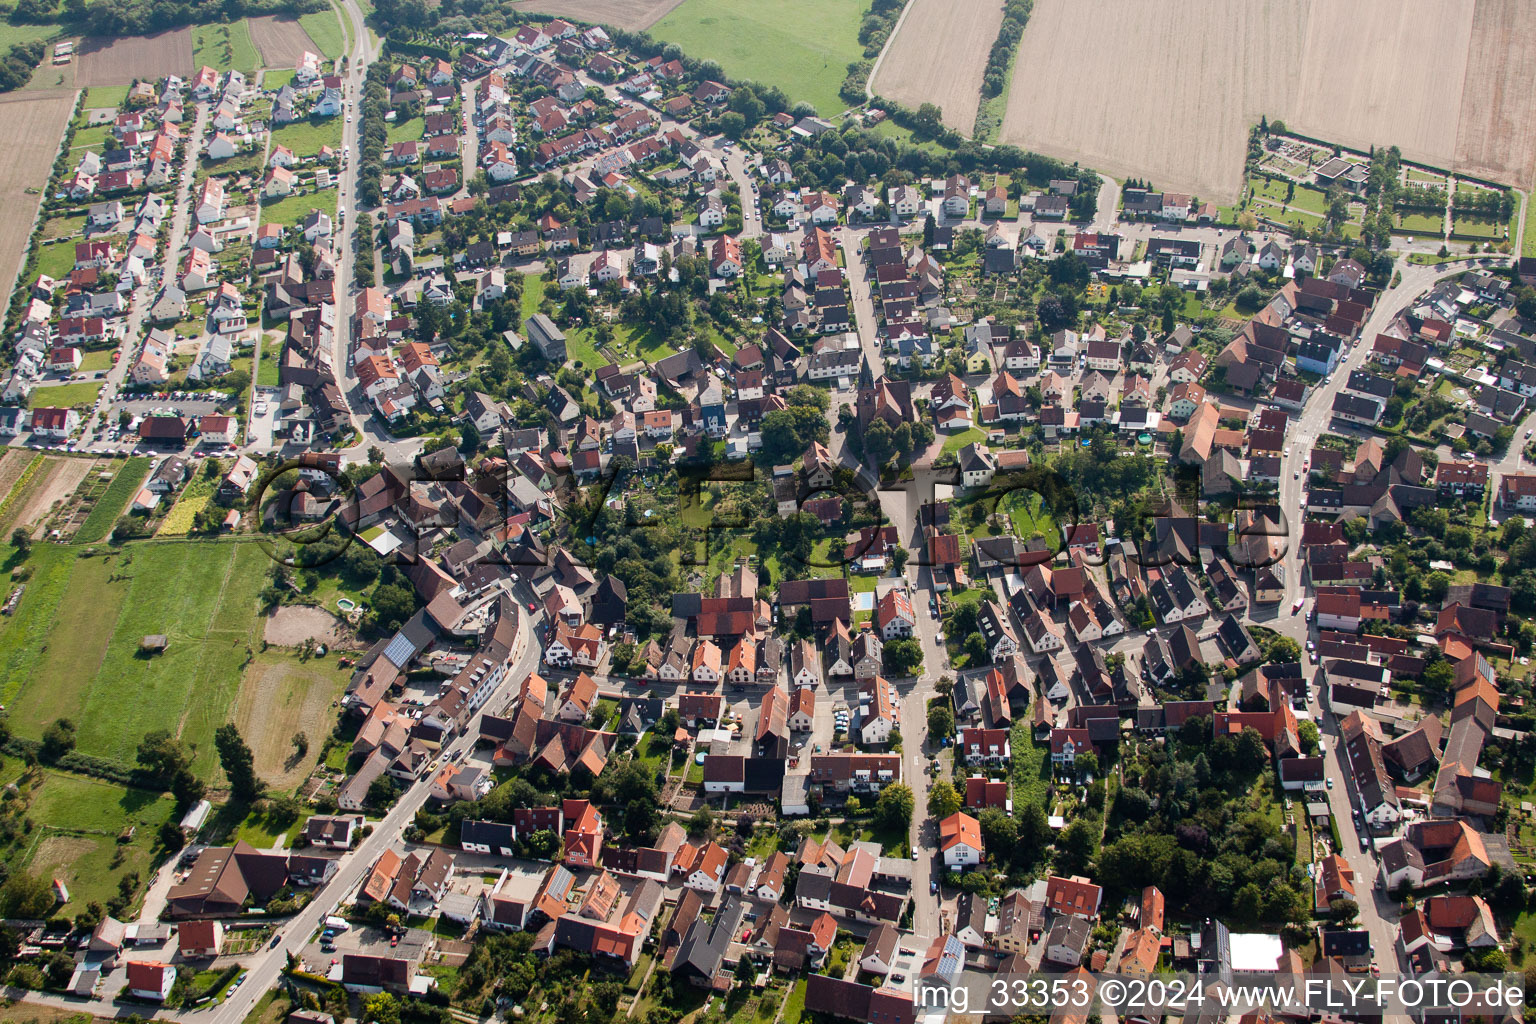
(527, 602, 537, 613)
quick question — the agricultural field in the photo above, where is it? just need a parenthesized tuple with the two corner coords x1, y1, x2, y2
(73, 457, 151, 543)
(9, 456, 99, 540)
(508, 0, 688, 31)
(650, 0, 866, 116)
(16, 769, 177, 914)
(233, 647, 351, 793)
(75, 30, 193, 87)
(156, 472, 216, 537)
(247, 14, 321, 67)
(193, 21, 262, 75)
(3, 541, 266, 780)
(299, 10, 346, 58)
(1000, 0, 1536, 202)
(0, 90, 78, 315)
(869, 0, 1005, 135)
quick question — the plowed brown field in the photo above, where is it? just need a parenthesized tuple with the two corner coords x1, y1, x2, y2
(999, 0, 1536, 202)
(870, 0, 1005, 135)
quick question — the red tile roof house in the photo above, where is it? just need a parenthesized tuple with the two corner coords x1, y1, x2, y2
(126, 960, 176, 1001)
(1046, 874, 1103, 919)
(177, 919, 223, 958)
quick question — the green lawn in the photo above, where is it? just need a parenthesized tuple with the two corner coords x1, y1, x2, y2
(4, 541, 267, 780)
(80, 85, 130, 110)
(235, 803, 312, 848)
(194, 21, 262, 75)
(1010, 719, 1049, 811)
(74, 457, 151, 544)
(299, 9, 346, 58)
(1249, 175, 1329, 217)
(255, 341, 280, 387)
(261, 186, 338, 229)
(35, 239, 76, 280)
(71, 123, 112, 151)
(386, 115, 423, 144)
(271, 116, 344, 157)
(28, 380, 102, 409)
(1522, 195, 1536, 258)
(651, 0, 866, 116)
(78, 348, 113, 372)
(940, 426, 985, 454)
(564, 327, 610, 369)
(263, 68, 296, 91)
(17, 770, 177, 914)
(1396, 211, 1444, 235)
(1451, 216, 1505, 240)
(0, 21, 61, 48)
(783, 979, 807, 1024)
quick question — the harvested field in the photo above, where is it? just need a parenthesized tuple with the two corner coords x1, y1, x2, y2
(234, 649, 350, 791)
(870, 0, 1005, 135)
(510, 0, 687, 31)
(75, 29, 192, 87)
(15, 456, 96, 538)
(0, 90, 76, 317)
(263, 604, 350, 647)
(1000, 0, 1303, 202)
(248, 15, 319, 68)
(1453, 0, 1536, 188)
(1000, 0, 1536, 203)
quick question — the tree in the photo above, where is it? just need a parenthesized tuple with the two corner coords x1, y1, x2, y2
(1263, 635, 1301, 664)
(927, 779, 962, 820)
(927, 704, 955, 741)
(1420, 659, 1454, 703)
(136, 729, 204, 807)
(0, 872, 55, 918)
(1074, 750, 1099, 779)
(214, 723, 264, 802)
(158, 820, 185, 853)
(362, 993, 402, 1024)
(875, 782, 914, 831)
(1055, 819, 1097, 876)
(40, 718, 76, 761)
(1298, 719, 1320, 755)
(1037, 295, 1070, 332)
(370, 583, 415, 633)
(964, 631, 987, 664)
(367, 774, 400, 808)
(9, 528, 29, 555)
(864, 418, 895, 468)
(978, 808, 1017, 852)
(1329, 898, 1360, 925)
(883, 636, 923, 677)
(624, 798, 658, 842)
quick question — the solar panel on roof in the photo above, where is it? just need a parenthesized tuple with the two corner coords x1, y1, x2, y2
(382, 632, 416, 668)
